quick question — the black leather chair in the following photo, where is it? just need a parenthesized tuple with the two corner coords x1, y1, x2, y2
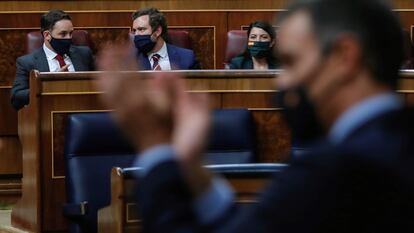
(63, 113, 136, 233)
(205, 108, 256, 164)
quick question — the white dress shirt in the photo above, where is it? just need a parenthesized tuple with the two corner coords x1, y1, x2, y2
(147, 42, 172, 70)
(43, 43, 75, 72)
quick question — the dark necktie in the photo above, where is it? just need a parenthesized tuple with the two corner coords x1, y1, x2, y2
(55, 54, 67, 71)
(152, 54, 161, 70)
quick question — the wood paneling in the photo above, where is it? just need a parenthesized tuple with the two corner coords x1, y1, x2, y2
(0, 178, 21, 205)
(0, 0, 290, 11)
(0, 29, 33, 86)
(397, 11, 414, 35)
(164, 11, 226, 68)
(11, 73, 41, 232)
(0, 137, 21, 175)
(0, 88, 17, 134)
(227, 11, 278, 31)
(0, 0, 412, 11)
(393, 0, 414, 9)
(0, 87, 21, 197)
(178, 27, 215, 69)
(252, 111, 291, 163)
(85, 28, 130, 53)
(221, 92, 274, 108)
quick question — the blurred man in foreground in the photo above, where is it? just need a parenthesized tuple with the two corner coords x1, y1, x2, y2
(11, 10, 95, 110)
(98, 0, 414, 232)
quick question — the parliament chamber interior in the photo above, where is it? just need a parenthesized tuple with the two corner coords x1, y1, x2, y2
(1, 0, 414, 232)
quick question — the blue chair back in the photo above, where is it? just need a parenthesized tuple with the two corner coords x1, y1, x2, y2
(64, 112, 136, 233)
(206, 109, 256, 164)
(63, 108, 257, 232)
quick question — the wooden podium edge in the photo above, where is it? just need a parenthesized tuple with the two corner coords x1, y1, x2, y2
(10, 70, 41, 233)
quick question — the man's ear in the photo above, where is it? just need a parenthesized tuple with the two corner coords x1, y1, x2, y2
(43, 31, 51, 41)
(154, 26, 163, 38)
(330, 34, 363, 77)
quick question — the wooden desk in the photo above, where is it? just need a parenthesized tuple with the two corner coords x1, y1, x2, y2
(10, 69, 414, 232)
(98, 165, 281, 233)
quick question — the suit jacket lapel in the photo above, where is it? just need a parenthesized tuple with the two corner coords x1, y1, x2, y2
(137, 52, 151, 70)
(34, 48, 50, 72)
(166, 45, 181, 70)
(69, 47, 85, 71)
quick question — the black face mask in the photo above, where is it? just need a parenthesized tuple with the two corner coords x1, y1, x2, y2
(49, 36, 72, 55)
(274, 86, 325, 146)
(134, 34, 156, 54)
(248, 41, 271, 58)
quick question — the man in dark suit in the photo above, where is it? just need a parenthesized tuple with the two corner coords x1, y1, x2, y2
(10, 10, 95, 110)
(132, 7, 199, 70)
(97, 0, 414, 232)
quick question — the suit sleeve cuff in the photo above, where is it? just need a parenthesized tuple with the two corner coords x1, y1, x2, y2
(134, 144, 175, 176)
(194, 177, 235, 225)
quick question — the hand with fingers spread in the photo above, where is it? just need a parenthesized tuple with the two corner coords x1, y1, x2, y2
(97, 44, 173, 151)
(97, 44, 213, 194)
(98, 44, 210, 155)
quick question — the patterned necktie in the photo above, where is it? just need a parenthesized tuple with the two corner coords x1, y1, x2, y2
(55, 54, 67, 71)
(152, 54, 161, 70)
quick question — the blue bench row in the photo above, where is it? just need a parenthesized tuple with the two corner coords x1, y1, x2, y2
(63, 109, 287, 233)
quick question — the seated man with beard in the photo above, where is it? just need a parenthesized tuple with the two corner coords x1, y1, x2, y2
(11, 10, 95, 110)
(132, 7, 200, 70)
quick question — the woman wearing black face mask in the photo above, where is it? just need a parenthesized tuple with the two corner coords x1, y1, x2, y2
(228, 21, 279, 70)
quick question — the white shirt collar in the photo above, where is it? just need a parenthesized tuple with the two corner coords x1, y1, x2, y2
(43, 43, 69, 60)
(147, 41, 168, 59)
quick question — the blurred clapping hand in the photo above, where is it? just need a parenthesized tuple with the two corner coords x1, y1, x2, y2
(96, 44, 211, 189)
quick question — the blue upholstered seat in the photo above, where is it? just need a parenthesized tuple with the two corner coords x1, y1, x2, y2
(63, 108, 258, 232)
(205, 108, 256, 164)
(63, 113, 136, 233)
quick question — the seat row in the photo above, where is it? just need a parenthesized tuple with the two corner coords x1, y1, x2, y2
(63, 109, 284, 233)
(25, 29, 414, 69)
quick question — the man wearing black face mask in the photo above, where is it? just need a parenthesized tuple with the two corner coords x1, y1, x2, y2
(10, 9, 95, 110)
(132, 7, 199, 70)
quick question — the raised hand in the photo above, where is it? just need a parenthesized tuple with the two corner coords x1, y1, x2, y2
(97, 44, 173, 151)
(96, 44, 213, 194)
(96, 44, 211, 163)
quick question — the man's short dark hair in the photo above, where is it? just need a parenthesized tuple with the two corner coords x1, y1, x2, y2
(132, 7, 168, 41)
(40, 10, 71, 34)
(279, 0, 404, 89)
